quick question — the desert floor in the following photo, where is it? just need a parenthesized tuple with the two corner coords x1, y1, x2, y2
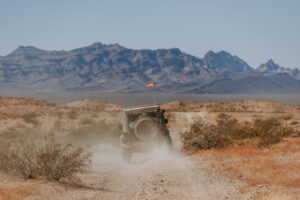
(0, 98, 299, 200)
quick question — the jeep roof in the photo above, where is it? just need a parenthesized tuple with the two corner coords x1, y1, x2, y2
(123, 104, 160, 114)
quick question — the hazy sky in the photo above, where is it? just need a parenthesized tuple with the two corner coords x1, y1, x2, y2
(0, 0, 299, 69)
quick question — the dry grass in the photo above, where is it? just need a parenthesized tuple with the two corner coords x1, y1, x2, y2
(198, 137, 300, 189)
(0, 133, 91, 182)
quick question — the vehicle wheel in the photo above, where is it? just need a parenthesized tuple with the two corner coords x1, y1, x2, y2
(121, 148, 132, 163)
(134, 115, 159, 141)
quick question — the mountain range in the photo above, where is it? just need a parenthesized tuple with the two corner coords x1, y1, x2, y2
(0, 42, 299, 94)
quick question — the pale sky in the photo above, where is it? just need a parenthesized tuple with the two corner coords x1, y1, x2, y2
(0, 0, 299, 69)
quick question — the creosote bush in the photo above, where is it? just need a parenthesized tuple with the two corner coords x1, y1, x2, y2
(68, 108, 78, 120)
(181, 114, 294, 150)
(281, 114, 293, 121)
(0, 133, 91, 182)
(181, 120, 232, 150)
(21, 112, 39, 125)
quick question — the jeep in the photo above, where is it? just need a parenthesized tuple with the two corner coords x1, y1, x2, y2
(119, 104, 172, 162)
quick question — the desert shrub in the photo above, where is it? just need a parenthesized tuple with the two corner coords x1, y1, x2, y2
(36, 134, 91, 181)
(281, 114, 293, 121)
(68, 108, 78, 120)
(91, 112, 98, 118)
(215, 113, 239, 135)
(290, 121, 299, 125)
(0, 128, 17, 139)
(229, 115, 294, 147)
(48, 102, 57, 107)
(0, 134, 91, 182)
(22, 112, 39, 125)
(252, 118, 294, 147)
(181, 114, 295, 150)
(242, 105, 247, 110)
(80, 117, 94, 125)
(95, 105, 104, 111)
(272, 107, 285, 113)
(54, 110, 64, 119)
(0, 112, 9, 120)
(181, 120, 232, 150)
(53, 119, 63, 130)
(228, 106, 236, 112)
(0, 142, 17, 172)
(251, 118, 280, 145)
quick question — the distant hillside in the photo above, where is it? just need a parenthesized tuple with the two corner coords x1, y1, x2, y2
(0, 42, 299, 93)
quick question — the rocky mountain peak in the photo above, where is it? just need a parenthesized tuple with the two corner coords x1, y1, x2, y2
(8, 45, 46, 57)
(203, 50, 253, 72)
(266, 59, 280, 70)
(90, 42, 106, 48)
(257, 59, 281, 72)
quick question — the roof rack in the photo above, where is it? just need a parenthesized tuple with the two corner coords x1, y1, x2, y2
(124, 104, 160, 114)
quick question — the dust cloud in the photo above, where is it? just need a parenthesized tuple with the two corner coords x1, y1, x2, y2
(84, 141, 236, 200)
(90, 142, 190, 176)
(77, 124, 239, 200)
(86, 142, 201, 199)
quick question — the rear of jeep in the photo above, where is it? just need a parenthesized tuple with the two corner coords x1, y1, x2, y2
(120, 104, 171, 162)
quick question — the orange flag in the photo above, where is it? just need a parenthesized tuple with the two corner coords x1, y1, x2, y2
(147, 82, 153, 88)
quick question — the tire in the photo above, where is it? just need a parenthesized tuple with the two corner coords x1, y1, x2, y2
(134, 116, 159, 141)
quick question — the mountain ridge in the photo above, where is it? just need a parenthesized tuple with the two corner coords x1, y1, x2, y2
(0, 42, 299, 94)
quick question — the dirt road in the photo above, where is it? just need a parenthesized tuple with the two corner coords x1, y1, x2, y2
(63, 141, 241, 200)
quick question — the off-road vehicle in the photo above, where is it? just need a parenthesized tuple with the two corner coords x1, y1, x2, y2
(120, 104, 172, 162)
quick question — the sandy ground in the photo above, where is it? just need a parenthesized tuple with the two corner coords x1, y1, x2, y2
(0, 144, 243, 200)
(0, 131, 244, 200)
(0, 98, 299, 200)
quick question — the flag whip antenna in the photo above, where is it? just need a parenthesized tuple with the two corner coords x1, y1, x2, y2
(153, 83, 156, 104)
(146, 81, 155, 104)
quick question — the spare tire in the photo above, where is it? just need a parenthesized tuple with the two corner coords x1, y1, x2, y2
(134, 115, 159, 141)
